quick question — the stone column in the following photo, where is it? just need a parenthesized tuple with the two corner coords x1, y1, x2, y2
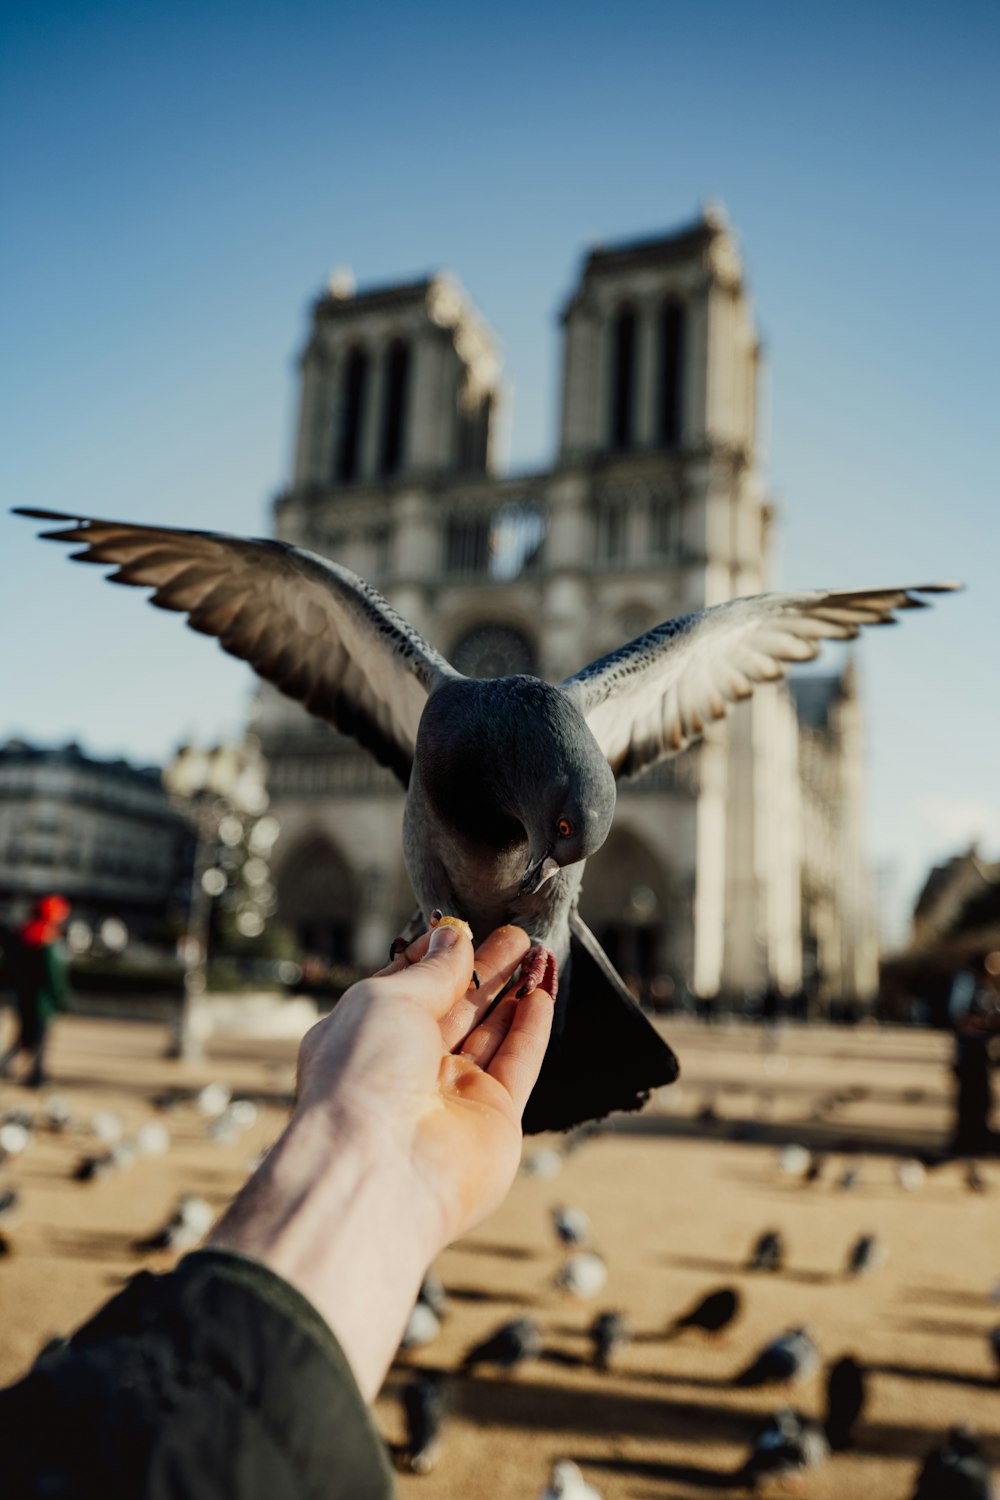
(635, 298, 658, 447)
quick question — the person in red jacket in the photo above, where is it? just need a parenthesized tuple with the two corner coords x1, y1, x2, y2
(0, 893, 71, 1088)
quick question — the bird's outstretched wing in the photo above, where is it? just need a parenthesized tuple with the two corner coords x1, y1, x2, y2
(15, 508, 460, 786)
(559, 584, 960, 779)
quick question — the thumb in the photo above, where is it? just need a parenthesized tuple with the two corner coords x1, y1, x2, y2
(378, 924, 475, 1018)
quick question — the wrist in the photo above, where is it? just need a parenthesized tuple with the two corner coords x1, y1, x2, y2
(209, 1104, 440, 1399)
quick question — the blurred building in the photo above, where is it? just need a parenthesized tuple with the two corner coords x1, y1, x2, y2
(0, 739, 190, 941)
(257, 209, 878, 1008)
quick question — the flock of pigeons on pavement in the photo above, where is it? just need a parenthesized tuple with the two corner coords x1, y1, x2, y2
(391, 1132, 999, 1498)
(1, 1074, 998, 1497)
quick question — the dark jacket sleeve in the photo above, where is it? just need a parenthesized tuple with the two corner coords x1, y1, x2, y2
(0, 1248, 395, 1500)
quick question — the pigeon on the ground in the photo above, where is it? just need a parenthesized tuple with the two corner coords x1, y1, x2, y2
(17, 508, 960, 1130)
(802, 1151, 827, 1186)
(776, 1144, 810, 1177)
(967, 1163, 990, 1193)
(89, 1111, 124, 1146)
(846, 1232, 887, 1277)
(668, 1286, 741, 1339)
(910, 1425, 995, 1500)
(824, 1355, 866, 1450)
(0, 1187, 19, 1228)
(552, 1205, 591, 1247)
(897, 1158, 927, 1191)
(417, 1272, 449, 1320)
(734, 1408, 829, 1490)
(523, 1148, 563, 1178)
(400, 1369, 450, 1475)
(42, 1095, 72, 1131)
(400, 1301, 441, 1352)
(747, 1229, 785, 1272)
(132, 1194, 213, 1253)
(539, 1459, 604, 1500)
(733, 1327, 820, 1387)
(589, 1311, 630, 1370)
(462, 1316, 542, 1373)
(72, 1150, 117, 1183)
(555, 1251, 607, 1300)
(837, 1164, 861, 1191)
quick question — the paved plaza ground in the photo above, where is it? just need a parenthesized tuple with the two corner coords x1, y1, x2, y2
(0, 1009, 997, 1498)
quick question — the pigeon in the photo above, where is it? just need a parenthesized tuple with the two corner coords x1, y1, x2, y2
(17, 509, 960, 1131)
(802, 1151, 827, 1186)
(776, 1143, 810, 1177)
(555, 1251, 607, 1300)
(966, 1163, 989, 1193)
(133, 1121, 171, 1157)
(0, 1120, 32, 1158)
(72, 1150, 117, 1183)
(733, 1327, 820, 1387)
(0, 1187, 19, 1228)
(589, 1310, 630, 1370)
(824, 1355, 866, 1450)
(89, 1111, 124, 1145)
(910, 1425, 995, 1500)
(747, 1229, 785, 1272)
(42, 1095, 73, 1131)
(400, 1369, 450, 1475)
(400, 1301, 441, 1352)
(539, 1460, 604, 1500)
(552, 1205, 591, 1247)
(846, 1232, 887, 1278)
(668, 1286, 741, 1339)
(897, 1158, 927, 1191)
(133, 1194, 213, 1253)
(523, 1148, 563, 1178)
(462, 1316, 542, 1373)
(837, 1164, 861, 1191)
(417, 1272, 449, 1321)
(734, 1408, 829, 1490)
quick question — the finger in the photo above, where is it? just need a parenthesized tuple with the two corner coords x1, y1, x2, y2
(439, 925, 531, 1051)
(486, 988, 555, 1115)
(374, 924, 474, 1018)
(458, 994, 518, 1071)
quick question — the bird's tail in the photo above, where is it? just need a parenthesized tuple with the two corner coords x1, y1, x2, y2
(520, 915, 679, 1135)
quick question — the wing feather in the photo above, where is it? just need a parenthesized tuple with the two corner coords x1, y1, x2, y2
(15, 507, 460, 786)
(560, 584, 960, 780)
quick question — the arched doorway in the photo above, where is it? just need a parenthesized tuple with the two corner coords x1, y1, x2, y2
(274, 835, 359, 962)
(578, 828, 671, 989)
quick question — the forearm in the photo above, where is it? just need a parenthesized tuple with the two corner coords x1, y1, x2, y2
(208, 1103, 441, 1401)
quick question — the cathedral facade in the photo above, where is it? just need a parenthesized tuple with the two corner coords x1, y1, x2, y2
(256, 209, 878, 1009)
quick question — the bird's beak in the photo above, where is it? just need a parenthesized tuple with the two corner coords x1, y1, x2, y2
(519, 853, 560, 896)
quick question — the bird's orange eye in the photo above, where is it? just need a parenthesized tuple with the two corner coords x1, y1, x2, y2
(557, 817, 573, 838)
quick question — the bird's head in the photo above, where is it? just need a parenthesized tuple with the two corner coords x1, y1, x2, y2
(416, 676, 616, 892)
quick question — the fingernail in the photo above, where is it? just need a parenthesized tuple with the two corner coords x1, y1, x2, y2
(427, 924, 459, 954)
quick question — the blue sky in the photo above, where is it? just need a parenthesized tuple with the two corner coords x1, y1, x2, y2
(2, 0, 998, 940)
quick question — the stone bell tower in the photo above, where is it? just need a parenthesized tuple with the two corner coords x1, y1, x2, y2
(291, 271, 500, 493)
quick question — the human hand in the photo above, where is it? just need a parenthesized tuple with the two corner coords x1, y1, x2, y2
(210, 923, 553, 1397)
(295, 922, 553, 1249)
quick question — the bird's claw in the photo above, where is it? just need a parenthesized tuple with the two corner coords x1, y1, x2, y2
(516, 943, 558, 1000)
(389, 936, 408, 962)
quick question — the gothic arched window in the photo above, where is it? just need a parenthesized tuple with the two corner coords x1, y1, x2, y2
(610, 305, 637, 451)
(658, 300, 685, 448)
(379, 338, 410, 477)
(335, 346, 368, 483)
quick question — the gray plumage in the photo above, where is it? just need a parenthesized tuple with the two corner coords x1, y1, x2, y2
(911, 1426, 996, 1500)
(747, 1228, 785, 1272)
(401, 1369, 450, 1475)
(589, 1310, 630, 1370)
(734, 1327, 820, 1387)
(846, 1232, 887, 1277)
(551, 1204, 591, 1247)
(16, 507, 960, 1130)
(736, 1408, 829, 1490)
(462, 1316, 542, 1373)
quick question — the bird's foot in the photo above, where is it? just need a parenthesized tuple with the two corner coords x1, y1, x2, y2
(389, 936, 408, 962)
(516, 944, 558, 1000)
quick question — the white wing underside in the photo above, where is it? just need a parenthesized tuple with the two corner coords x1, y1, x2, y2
(15, 509, 460, 787)
(560, 584, 960, 780)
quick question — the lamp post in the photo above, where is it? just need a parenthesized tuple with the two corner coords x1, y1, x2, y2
(163, 739, 273, 1060)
